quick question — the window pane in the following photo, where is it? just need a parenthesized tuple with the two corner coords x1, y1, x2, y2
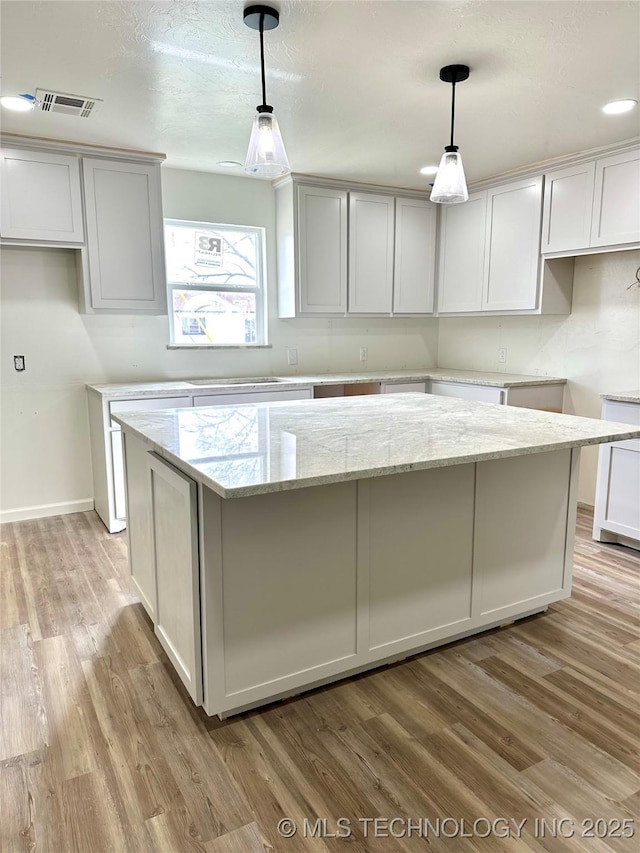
(172, 288, 257, 345)
(165, 223, 258, 288)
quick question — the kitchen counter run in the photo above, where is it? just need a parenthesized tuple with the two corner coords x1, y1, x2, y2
(87, 367, 566, 399)
(112, 392, 639, 499)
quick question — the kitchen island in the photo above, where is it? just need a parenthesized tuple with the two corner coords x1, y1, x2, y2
(114, 394, 640, 718)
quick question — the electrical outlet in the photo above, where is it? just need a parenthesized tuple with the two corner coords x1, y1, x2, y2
(287, 347, 298, 366)
(14, 355, 25, 371)
(498, 348, 507, 364)
(360, 347, 368, 363)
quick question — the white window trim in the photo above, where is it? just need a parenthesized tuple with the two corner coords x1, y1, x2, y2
(165, 218, 268, 348)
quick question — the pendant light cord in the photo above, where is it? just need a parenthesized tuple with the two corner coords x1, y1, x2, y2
(259, 12, 267, 107)
(450, 79, 456, 148)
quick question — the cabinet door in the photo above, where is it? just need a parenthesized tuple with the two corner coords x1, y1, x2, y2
(348, 192, 395, 313)
(193, 389, 311, 406)
(541, 162, 595, 253)
(591, 149, 640, 246)
(82, 158, 167, 313)
(437, 192, 486, 313)
(148, 453, 203, 704)
(483, 176, 542, 311)
(381, 382, 427, 393)
(0, 148, 84, 242)
(429, 381, 504, 404)
(393, 198, 436, 314)
(297, 185, 347, 313)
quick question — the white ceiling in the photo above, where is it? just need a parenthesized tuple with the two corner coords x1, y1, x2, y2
(1, 0, 639, 188)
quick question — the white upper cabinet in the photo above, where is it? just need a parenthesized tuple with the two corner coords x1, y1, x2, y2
(0, 148, 84, 242)
(297, 185, 347, 314)
(483, 175, 543, 311)
(348, 192, 395, 314)
(437, 192, 487, 313)
(82, 158, 167, 313)
(542, 146, 640, 255)
(591, 149, 640, 247)
(393, 198, 436, 314)
(541, 161, 595, 253)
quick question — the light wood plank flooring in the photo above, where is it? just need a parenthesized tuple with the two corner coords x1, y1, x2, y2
(0, 507, 638, 851)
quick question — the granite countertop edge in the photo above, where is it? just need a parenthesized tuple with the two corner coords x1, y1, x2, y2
(601, 391, 640, 404)
(87, 368, 568, 399)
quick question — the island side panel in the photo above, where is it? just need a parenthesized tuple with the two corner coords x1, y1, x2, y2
(472, 448, 576, 620)
(201, 481, 358, 715)
(360, 464, 475, 658)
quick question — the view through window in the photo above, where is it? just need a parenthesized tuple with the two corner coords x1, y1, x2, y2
(165, 219, 267, 346)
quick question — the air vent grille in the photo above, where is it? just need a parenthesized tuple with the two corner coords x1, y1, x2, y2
(35, 88, 102, 118)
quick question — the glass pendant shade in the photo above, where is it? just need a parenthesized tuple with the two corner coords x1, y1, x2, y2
(430, 147, 469, 204)
(245, 109, 290, 177)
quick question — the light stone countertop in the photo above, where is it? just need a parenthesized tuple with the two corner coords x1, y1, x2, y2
(601, 391, 640, 404)
(112, 393, 640, 499)
(87, 368, 566, 399)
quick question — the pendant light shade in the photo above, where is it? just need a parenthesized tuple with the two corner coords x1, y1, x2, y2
(431, 147, 468, 204)
(430, 64, 470, 205)
(244, 5, 290, 177)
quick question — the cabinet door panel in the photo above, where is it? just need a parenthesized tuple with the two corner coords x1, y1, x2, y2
(437, 192, 486, 313)
(591, 150, 640, 246)
(429, 381, 504, 404)
(483, 176, 542, 311)
(393, 198, 436, 314)
(297, 185, 347, 313)
(381, 382, 427, 393)
(348, 192, 395, 313)
(541, 162, 595, 253)
(149, 453, 202, 704)
(193, 389, 311, 406)
(0, 148, 84, 241)
(83, 158, 166, 312)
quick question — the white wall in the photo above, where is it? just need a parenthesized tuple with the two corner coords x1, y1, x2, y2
(438, 249, 640, 505)
(0, 168, 438, 519)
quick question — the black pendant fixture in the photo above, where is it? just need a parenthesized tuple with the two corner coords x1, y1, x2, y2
(430, 64, 470, 204)
(243, 5, 290, 177)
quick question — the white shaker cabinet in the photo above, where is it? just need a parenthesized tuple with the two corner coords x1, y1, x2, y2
(437, 192, 487, 313)
(0, 147, 84, 242)
(393, 197, 436, 314)
(148, 452, 203, 704)
(541, 161, 595, 253)
(82, 158, 167, 313)
(348, 192, 395, 314)
(482, 175, 543, 311)
(591, 149, 640, 247)
(593, 398, 640, 549)
(297, 184, 348, 314)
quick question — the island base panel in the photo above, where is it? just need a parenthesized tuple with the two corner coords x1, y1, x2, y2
(195, 448, 578, 718)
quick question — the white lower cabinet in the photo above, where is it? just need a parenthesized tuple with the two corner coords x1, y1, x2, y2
(381, 381, 427, 394)
(429, 380, 565, 411)
(193, 388, 312, 406)
(430, 381, 504, 404)
(121, 431, 578, 719)
(593, 399, 640, 548)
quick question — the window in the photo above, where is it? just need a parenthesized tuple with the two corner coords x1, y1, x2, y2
(165, 219, 267, 346)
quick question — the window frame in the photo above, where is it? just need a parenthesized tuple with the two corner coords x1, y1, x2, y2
(165, 218, 268, 348)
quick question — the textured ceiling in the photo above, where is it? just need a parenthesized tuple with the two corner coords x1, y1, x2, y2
(1, 0, 639, 188)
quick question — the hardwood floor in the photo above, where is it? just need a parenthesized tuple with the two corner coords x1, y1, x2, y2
(0, 507, 638, 852)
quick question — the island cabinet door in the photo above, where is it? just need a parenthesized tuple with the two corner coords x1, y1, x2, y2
(148, 453, 203, 705)
(472, 448, 577, 621)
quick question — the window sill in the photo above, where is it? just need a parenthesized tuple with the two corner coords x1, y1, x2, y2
(167, 344, 273, 350)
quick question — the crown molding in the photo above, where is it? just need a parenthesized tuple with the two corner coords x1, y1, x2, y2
(0, 132, 166, 163)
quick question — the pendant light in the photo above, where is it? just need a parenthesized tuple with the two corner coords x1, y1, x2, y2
(243, 5, 290, 177)
(430, 64, 470, 204)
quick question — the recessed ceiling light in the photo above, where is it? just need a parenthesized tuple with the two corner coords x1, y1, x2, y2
(1, 94, 37, 112)
(216, 160, 242, 168)
(602, 99, 637, 115)
(419, 165, 439, 176)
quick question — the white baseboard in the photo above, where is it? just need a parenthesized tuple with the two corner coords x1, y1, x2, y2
(0, 498, 95, 524)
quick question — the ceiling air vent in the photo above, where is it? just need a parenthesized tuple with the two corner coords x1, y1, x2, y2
(35, 89, 103, 118)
